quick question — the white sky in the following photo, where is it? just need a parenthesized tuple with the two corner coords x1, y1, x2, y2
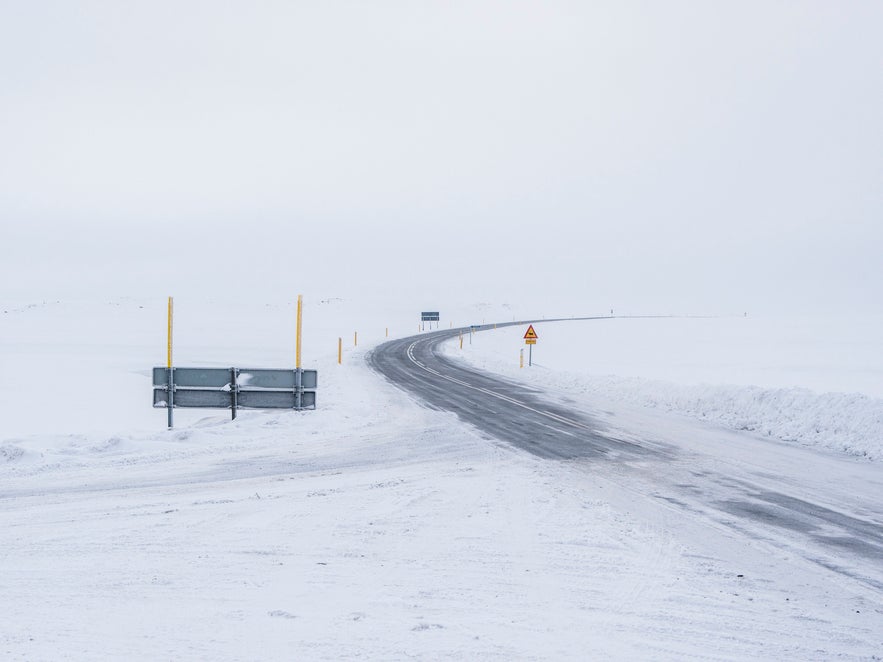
(1, 1, 881, 314)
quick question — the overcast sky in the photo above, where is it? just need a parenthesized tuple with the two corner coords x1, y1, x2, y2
(1, 1, 881, 314)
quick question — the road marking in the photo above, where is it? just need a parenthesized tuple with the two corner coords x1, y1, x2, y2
(406, 340, 594, 433)
(537, 421, 576, 437)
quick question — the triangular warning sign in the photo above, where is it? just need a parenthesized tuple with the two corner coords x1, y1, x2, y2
(523, 324, 538, 340)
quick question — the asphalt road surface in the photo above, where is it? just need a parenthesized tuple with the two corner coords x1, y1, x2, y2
(368, 322, 883, 592)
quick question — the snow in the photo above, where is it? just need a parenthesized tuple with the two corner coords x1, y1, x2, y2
(445, 315, 883, 461)
(1, 298, 882, 659)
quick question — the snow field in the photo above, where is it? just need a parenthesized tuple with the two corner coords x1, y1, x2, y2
(2, 299, 882, 659)
(4, 361, 879, 660)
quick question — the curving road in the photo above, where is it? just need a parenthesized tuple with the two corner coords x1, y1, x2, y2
(368, 321, 883, 592)
(368, 320, 665, 463)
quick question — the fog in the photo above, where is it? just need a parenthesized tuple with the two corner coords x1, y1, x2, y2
(2, 1, 881, 315)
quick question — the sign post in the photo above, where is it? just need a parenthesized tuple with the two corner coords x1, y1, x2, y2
(523, 324, 538, 367)
(420, 311, 440, 331)
(155, 297, 318, 428)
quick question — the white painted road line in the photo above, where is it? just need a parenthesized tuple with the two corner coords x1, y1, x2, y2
(407, 339, 593, 434)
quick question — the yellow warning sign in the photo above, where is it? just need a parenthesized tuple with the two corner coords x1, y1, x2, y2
(525, 338, 537, 345)
(523, 325, 538, 341)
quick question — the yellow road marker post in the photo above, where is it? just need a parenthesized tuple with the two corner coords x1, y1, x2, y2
(296, 295, 303, 370)
(166, 296, 174, 429)
(167, 296, 173, 369)
(295, 295, 306, 408)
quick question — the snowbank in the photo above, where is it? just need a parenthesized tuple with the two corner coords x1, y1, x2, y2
(549, 374, 882, 461)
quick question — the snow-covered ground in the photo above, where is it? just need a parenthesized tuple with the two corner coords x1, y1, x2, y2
(2, 298, 882, 659)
